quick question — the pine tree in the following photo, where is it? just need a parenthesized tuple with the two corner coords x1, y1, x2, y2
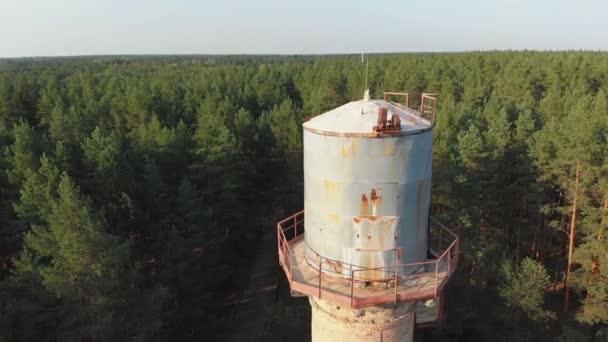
(37, 76, 65, 128)
(193, 104, 237, 163)
(263, 99, 302, 154)
(0, 75, 14, 140)
(13, 174, 130, 338)
(82, 126, 123, 180)
(457, 124, 487, 170)
(5, 119, 39, 186)
(13, 154, 60, 226)
(234, 107, 256, 151)
(499, 258, 554, 322)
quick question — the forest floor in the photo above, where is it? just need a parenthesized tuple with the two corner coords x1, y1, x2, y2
(214, 226, 284, 341)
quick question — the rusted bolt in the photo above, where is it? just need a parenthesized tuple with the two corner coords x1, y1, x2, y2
(377, 107, 388, 126)
(371, 189, 379, 201)
(391, 114, 401, 128)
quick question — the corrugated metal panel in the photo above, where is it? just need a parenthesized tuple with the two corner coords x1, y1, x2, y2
(303, 114, 433, 280)
(352, 216, 399, 251)
(348, 216, 399, 280)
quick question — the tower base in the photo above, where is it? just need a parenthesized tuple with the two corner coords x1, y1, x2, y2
(309, 297, 415, 342)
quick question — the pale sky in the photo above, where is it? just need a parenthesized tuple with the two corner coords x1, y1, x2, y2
(0, 0, 606, 57)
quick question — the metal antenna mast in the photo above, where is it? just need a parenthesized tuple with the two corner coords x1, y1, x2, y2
(364, 55, 369, 93)
(362, 53, 370, 104)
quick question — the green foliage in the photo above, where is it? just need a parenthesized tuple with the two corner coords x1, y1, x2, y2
(499, 257, 555, 322)
(11, 174, 137, 338)
(0, 52, 607, 340)
(484, 108, 512, 159)
(33, 175, 125, 296)
(4, 119, 39, 185)
(234, 107, 256, 149)
(194, 104, 237, 162)
(82, 126, 123, 178)
(457, 124, 487, 169)
(261, 98, 302, 153)
(573, 237, 608, 324)
(13, 155, 60, 226)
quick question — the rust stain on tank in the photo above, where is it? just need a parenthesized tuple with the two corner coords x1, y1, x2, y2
(354, 215, 378, 222)
(327, 213, 340, 224)
(353, 248, 390, 279)
(360, 194, 370, 215)
(341, 140, 357, 158)
(324, 259, 343, 274)
(370, 188, 383, 216)
(384, 141, 398, 156)
(324, 179, 342, 200)
(361, 189, 383, 216)
(371, 189, 379, 201)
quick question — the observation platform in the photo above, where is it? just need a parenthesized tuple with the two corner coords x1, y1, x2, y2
(277, 211, 459, 310)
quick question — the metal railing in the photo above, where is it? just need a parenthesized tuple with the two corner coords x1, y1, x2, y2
(277, 210, 459, 308)
(277, 210, 304, 282)
(383, 91, 438, 125)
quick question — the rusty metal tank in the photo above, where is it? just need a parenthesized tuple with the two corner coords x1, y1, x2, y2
(302, 98, 433, 280)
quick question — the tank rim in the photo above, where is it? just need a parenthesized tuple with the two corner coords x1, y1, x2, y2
(303, 125, 433, 138)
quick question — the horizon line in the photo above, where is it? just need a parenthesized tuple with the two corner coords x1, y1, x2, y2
(2, 49, 608, 59)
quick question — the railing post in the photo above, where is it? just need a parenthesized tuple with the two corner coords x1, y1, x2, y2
(394, 265, 398, 303)
(287, 252, 290, 280)
(350, 270, 355, 308)
(290, 249, 294, 281)
(457, 239, 460, 260)
(434, 261, 439, 298)
(318, 257, 322, 299)
(447, 249, 451, 275)
(293, 214, 297, 237)
(277, 224, 281, 266)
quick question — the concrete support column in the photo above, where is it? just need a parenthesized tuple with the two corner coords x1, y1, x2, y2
(309, 297, 415, 342)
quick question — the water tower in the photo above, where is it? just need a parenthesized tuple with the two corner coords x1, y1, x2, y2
(277, 91, 459, 342)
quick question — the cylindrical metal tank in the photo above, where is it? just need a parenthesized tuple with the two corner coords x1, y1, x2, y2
(303, 99, 433, 280)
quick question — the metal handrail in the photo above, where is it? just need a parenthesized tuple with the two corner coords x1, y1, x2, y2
(383, 91, 439, 125)
(277, 210, 459, 307)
